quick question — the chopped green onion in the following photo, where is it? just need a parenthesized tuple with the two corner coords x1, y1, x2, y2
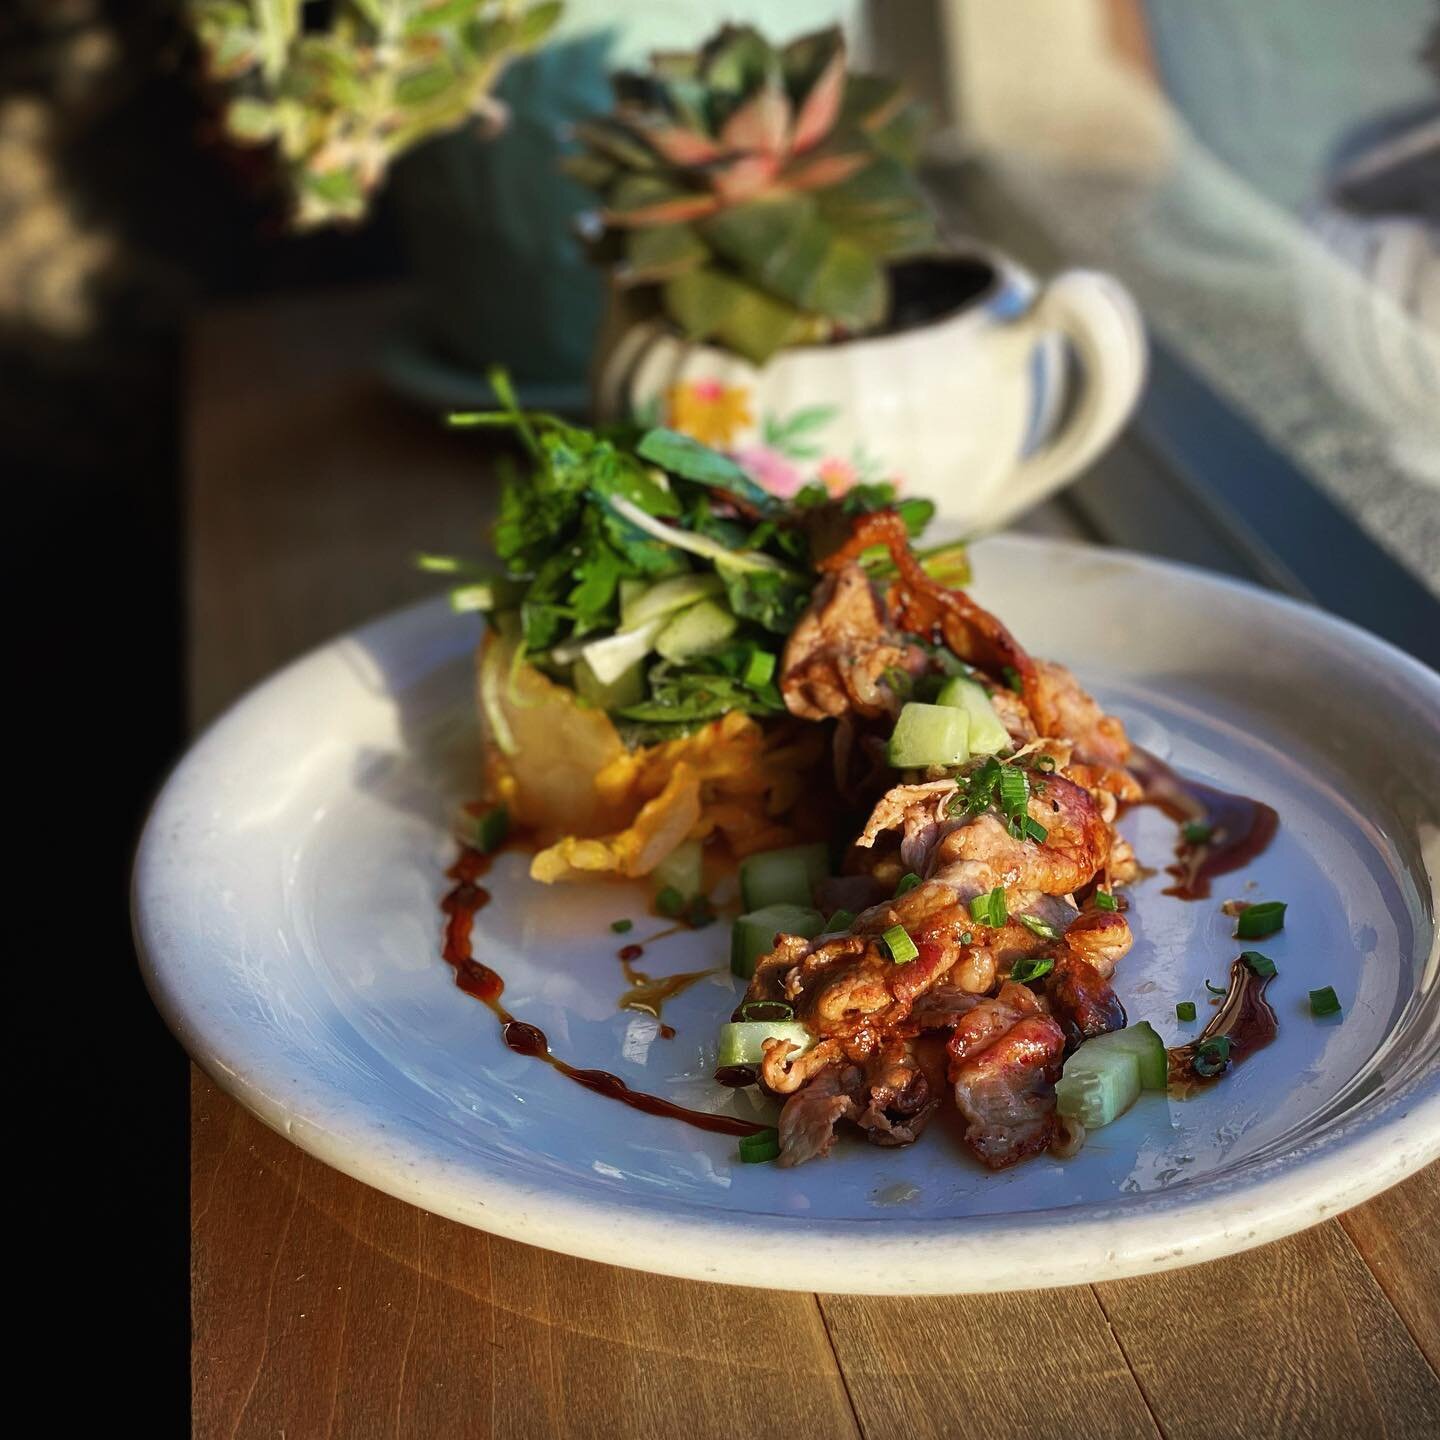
(998, 765, 1029, 816)
(960, 930, 974, 945)
(1309, 986, 1342, 1018)
(685, 895, 717, 929)
(969, 886, 1008, 928)
(743, 650, 777, 688)
(1002, 665, 1024, 693)
(610, 919, 633, 934)
(655, 885, 684, 918)
(951, 756, 1002, 817)
(1035, 755, 1057, 772)
(1182, 821, 1213, 845)
(471, 806, 510, 854)
(1010, 955, 1055, 984)
(1205, 978, 1227, 996)
(1176, 1001, 1197, 1022)
(416, 552, 464, 573)
(882, 924, 918, 965)
(736, 1000, 795, 1022)
(1017, 913, 1060, 941)
(1241, 951, 1277, 979)
(825, 909, 855, 932)
(1236, 901, 1286, 939)
(894, 872, 922, 898)
(1094, 891, 1118, 912)
(1021, 816, 1049, 844)
(1193, 1035, 1232, 1077)
(738, 1128, 781, 1163)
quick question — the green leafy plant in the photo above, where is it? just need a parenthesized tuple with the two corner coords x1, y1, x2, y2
(189, 0, 563, 226)
(566, 24, 940, 364)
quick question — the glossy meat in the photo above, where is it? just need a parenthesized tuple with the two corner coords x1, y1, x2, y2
(781, 562, 925, 722)
(951, 1012, 1066, 1169)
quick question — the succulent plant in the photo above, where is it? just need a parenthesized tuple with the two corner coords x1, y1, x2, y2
(188, 0, 562, 227)
(567, 25, 939, 364)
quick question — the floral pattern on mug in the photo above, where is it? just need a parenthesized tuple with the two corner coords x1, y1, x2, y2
(665, 380, 753, 447)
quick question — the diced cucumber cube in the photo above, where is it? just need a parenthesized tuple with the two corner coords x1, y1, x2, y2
(1055, 1043, 1142, 1128)
(716, 1020, 814, 1068)
(935, 676, 1011, 755)
(573, 655, 645, 710)
(887, 702, 971, 769)
(730, 903, 826, 978)
(621, 573, 723, 630)
(738, 843, 830, 910)
(1083, 1021, 1168, 1091)
(654, 598, 737, 662)
(578, 620, 661, 684)
(652, 838, 704, 901)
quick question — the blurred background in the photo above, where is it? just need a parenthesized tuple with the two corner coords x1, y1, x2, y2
(7, 0, 1435, 1413)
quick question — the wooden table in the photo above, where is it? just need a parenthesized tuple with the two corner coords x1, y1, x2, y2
(187, 289, 1439, 1439)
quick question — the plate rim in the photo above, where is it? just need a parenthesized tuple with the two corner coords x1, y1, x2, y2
(133, 535, 1440, 1293)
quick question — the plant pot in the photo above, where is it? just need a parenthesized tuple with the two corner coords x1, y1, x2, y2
(594, 251, 1147, 531)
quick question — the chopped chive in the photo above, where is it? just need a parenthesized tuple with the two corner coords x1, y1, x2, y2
(1021, 816, 1049, 844)
(1309, 986, 1342, 1018)
(610, 919, 633, 934)
(825, 908, 856, 932)
(1236, 901, 1286, 939)
(969, 886, 1008, 928)
(1094, 890, 1118, 912)
(1010, 954, 1055, 984)
(473, 805, 510, 854)
(736, 1000, 794, 1022)
(1241, 950, 1277, 979)
(1176, 1000, 1197, 1022)
(654, 885, 684, 918)
(894, 872, 922, 898)
(1002, 665, 1024, 693)
(998, 765, 1029, 816)
(882, 924, 918, 965)
(1194, 1035, 1232, 1077)
(1182, 821, 1213, 845)
(1017, 913, 1060, 941)
(1205, 978, 1227, 996)
(738, 1128, 781, 1163)
(743, 650, 777, 688)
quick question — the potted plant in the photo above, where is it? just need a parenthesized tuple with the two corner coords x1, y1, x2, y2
(188, 0, 564, 227)
(571, 24, 1147, 528)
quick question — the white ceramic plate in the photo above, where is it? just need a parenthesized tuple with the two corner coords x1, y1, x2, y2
(133, 536, 1440, 1294)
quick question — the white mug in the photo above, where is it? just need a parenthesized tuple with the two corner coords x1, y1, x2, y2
(595, 249, 1147, 531)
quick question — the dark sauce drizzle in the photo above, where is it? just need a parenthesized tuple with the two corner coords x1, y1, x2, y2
(440, 847, 765, 1138)
(1168, 956, 1278, 1094)
(615, 929, 714, 1040)
(1130, 747, 1279, 900)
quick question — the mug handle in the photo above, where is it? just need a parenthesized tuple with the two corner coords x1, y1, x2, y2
(1000, 269, 1148, 522)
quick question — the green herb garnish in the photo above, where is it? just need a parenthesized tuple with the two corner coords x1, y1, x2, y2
(1309, 986, 1342, 1018)
(1182, 821, 1213, 845)
(882, 924, 918, 964)
(1176, 1001, 1197, 1022)
(1094, 891, 1118, 912)
(1236, 901, 1286, 939)
(969, 886, 1008, 928)
(1016, 913, 1060, 941)
(894, 872, 922, 898)
(610, 919, 633, 934)
(1241, 951, 1277, 979)
(1010, 954, 1055, 984)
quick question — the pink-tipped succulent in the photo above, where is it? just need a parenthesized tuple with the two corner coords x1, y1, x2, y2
(568, 25, 939, 363)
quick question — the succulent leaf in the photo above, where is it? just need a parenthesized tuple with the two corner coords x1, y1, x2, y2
(571, 22, 937, 361)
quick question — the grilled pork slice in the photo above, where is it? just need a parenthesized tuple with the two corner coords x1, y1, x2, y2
(780, 561, 927, 723)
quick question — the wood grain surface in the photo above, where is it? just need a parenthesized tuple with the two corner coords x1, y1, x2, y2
(186, 289, 1439, 1439)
